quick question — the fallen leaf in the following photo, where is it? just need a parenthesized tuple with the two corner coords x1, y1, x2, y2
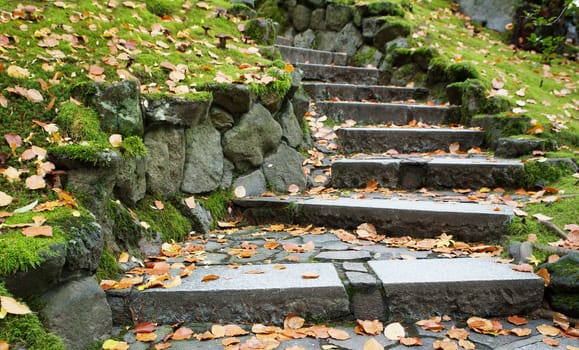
(21, 226, 52, 237)
(416, 317, 445, 332)
(234, 186, 246, 198)
(542, 337, 560, 346)
(184, 196, 196, 208)
(449, 142, 460, 154)
(510, 327, 532, 336)
(384, 322, 405, 340)
(25, 175, 46, 190)
(363, 338, 384, 350)
(433, 338, 458, 350)
(0, 296, 32, 316)
(284, 314, 305, 330)
(263, 241, 279, 249)
(288, 184, 300, 194)
(134, 322, 157, 333)
(172, 327, 193, 340)
(136, 332, 157, 342)
(223, 324, 248, 337)
(536, 268, 550, 286)
(328, 328, 350, 340)
(399, 337, 422, 346)
(0, 340, 9, 350)
(507, 315, 528, 326)
(511, 264, 534, 273)
(447, 326, 469, 340)
(357, 320, 383, 335)
(0, 191, 13, 207)
(109, 134, 122, 147)
(202, 274, 220, 282)
(458, 339, 476, 350)
(553, 312, 570, 330)
(532, 213, 552, 222)
(536, 324, 560, 337)
(302, 272, 319, 279)
(6, 65, 30, 78)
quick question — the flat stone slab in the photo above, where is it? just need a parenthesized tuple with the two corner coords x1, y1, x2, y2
(317, 101, 457, 124)
(337, 128, 485, 154)
(369, 259, 544, 319)
(107, 263, 350, 325)
(331, 157, 525, 189)
(277, 45, 348, 65)
(235, 197, 514, 242)
(302, 82, 428, 103)
(296, 63, 384, 85)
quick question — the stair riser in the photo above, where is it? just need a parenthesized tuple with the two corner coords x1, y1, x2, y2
(336, 129, 485, 154)
(296, 64, 385, 85)
(317, 102, 459, 124)
(235, 199, 513, 242)
(331, 160, 525, 189)
(303, 83, 428, 103)
(278, 45, 348, 66)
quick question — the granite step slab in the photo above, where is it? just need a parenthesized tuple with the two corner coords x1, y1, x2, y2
(295, 63, 385, 85)
(368, 259, 544, 319)
(331, 157, 525, 189)
(277, 44, 348, 65)
(316, 101, 459, 124)
(302, 82, 429, 103)
(234, 197, 513, 242)
(107, 263, 350, 325)
(337, 127, 485, 154)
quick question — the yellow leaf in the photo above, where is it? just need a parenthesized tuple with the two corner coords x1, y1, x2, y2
(0, 296, 31, 316)
(328, 328, 350, 340)
(536, 324, 560, 337)
(118, 252, 130, 263)
(363, 338, 384, 350)
(6, 65, 30, 79)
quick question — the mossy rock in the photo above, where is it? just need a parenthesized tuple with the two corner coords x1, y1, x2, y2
(245, 18, 276, 45)
(447, 62, 480, 82)
(146, 0, 184, 16)
(470, 114, 531, 147)
(523, 159, 576, 188)
(228, 3, 257, 19)
(544, 253, 579, 317)
(366, 1, 405, 17)
(427, 57, 449, 84)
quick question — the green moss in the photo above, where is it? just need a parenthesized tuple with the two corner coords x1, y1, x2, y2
(367, 1, 405, 17)
(245, 18, 276, 45)
(95, 247, 122, 281)
(120, 136, 147, 158)
(47, 143, 112, 167)
(256, 0, 287, 27)
(447, 62, 480, 82)
(55, 102, 107, 143)
(352, 47, 378, 66)
(197, 190, 233, 226)
(411, 47, 438, 70)
(0, 283, 65, 350)
(427, 57, 450, 84)
(134, 197, 191, 242)
(145, 0, 183, 16)
(249, 68, 292, 99)
(523, 160, 575, 188)
(106, 200, 142, 248)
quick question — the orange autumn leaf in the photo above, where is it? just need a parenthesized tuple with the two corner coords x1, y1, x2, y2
(433, 338, 458, 350)
(284, 314, 305, 330)
(302, 272, 319, 279)
(357, 320, 384, 335)
(536, 268, 551, 287)
(328, 328, 350, 340)
(536, 324, 560, 337)
(202, 274, 219, 282)
(135, 332, 157, 342)
(134, 322, 157, 333)
(172, 327, 193, 340)
(507, 315, 528, 326)
(263, 241, 280, 249)
(400, 337, 422, 346)
(223, 324, 248, 337)
(22, 225, 53, 237)
(511, 327, 532, 336)
(447, 327, 469, 340)
(542, 337, 560, 347)
(0, 340, 8, 350)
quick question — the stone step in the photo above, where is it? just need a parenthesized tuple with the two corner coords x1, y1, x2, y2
(316, 101, 459, 124)
(367, 259, 544, 320)
(277, 44, 348, 66)
(295, 63, 386, 85)
(337, 127, 485, 154)
(234, 196, 514, 242)
(107, 263, 350, 325)
(303, 82, 429, 103)
(331, 157, 525, 189)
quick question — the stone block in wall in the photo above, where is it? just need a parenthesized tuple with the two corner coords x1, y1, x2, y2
(354, 45, 384, 67)
(207, 84, 255, 117)
(315, 30, 338, 51)
(181, 121, 224, 194)
(40, 277, 112, 350)
(305, 0, 326, 8)
(292, 4, 311, 32)
(334, 23, 363, 56)
(144, 127, 185, 196)
(223, 103, 282, 172)
(262, 143, 307, 192)
(362, 17, 387, 41)
(115, 155, 147, 206)
(310, 8, 326, 30)
(294, 28, 316, 48)
(233, 169, 267, 197)
(210, 106, 235, 132)
(142, 94, 212, 128)
(221, 158, 235, 189)
(275, 100, 303, 148)
(92, 79, 143, 137)
(373, 20, 411, 51)
(325, 4, 353, 31)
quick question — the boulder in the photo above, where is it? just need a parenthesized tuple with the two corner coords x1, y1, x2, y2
(262, 143, 307, 192)
(221, 158, 235, 189)
(286, 68, 304, 101)
(259, 90, 284, 113)
(223, 103, 282, 172)
(362, 16, 387, 41)
(62, 221, 104, 280)
(40, 277, 112, 350)
(294, 29, 316, 48)
(353, 45, 384, 67)
(334, 23, 363, 56)
(325, 4, 352, 31)
(275, 101, 303, 148)
(92, 79, 143, 136)
(291, 87, 310, 125)
(209, 84, 255, 116)
(245, 18, 276, 45)
(374, 20, 411, 51)
(233, 169, 267, 196)
(544, 253, 579, 317)
(179, 199, 213, 235)
(181, 121, 224, 194)
(306, 0, 326, 8)
(495, 137, 557, 158)
(292, 5, 311, 32)
(144, 127, 186, 196)
(210, 106, 235, 132)
(114, 156, 147, 206)
(459, 0, 516, 32)
(310, 9, 326, 30)
(142, 94, 211, 128)
(315, 30, 338, 51)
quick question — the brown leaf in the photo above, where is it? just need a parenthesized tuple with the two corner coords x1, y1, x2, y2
(536, 324, 560, 337)
(399, 337, 422, 346)
(0, 340, 9, 350)
(263, 241, 279, 249)
(22, 225, 52, 237)
(416, 316, 445, 332)
(135, 332, 157, 342)
(542, 337, 560, 346)
(511, 264, 534, 273)
(507, 315, 528, 326)
(510, 327, 532, 336)
(0, 296, 32, 315)
(284, 314, 305, 330)
(109, 134, 123, 148)
(458, 339, 476, 350)
(302, 272, 319, 279)
(223, 324, 248, 337)
(357, 320, 384, 335)
(363, 338, 384, 350)
(184, 195, 196, 208)
(536, 268, 550, 287)
(553, 312, 570, 330)
(448, 142, 460, 154)
(447, 326, 469, 340)
(134, 322, 157, 333)
(328, 328, 350, 340)
(433, 338, 458, 350)
(172, 327, 193, 340)
(202, 274, 219, 282)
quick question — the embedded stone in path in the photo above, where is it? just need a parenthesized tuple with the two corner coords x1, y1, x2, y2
(337, 127, 485, 154)
(234, 197, 513, 242)
(369, 259, 544, 319)
(277, 44, 348, 65)
(107, 263, 349, 325)
(316, 101, 457, 124)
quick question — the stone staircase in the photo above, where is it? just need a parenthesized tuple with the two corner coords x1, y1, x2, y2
(106, 44, 544, 327)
